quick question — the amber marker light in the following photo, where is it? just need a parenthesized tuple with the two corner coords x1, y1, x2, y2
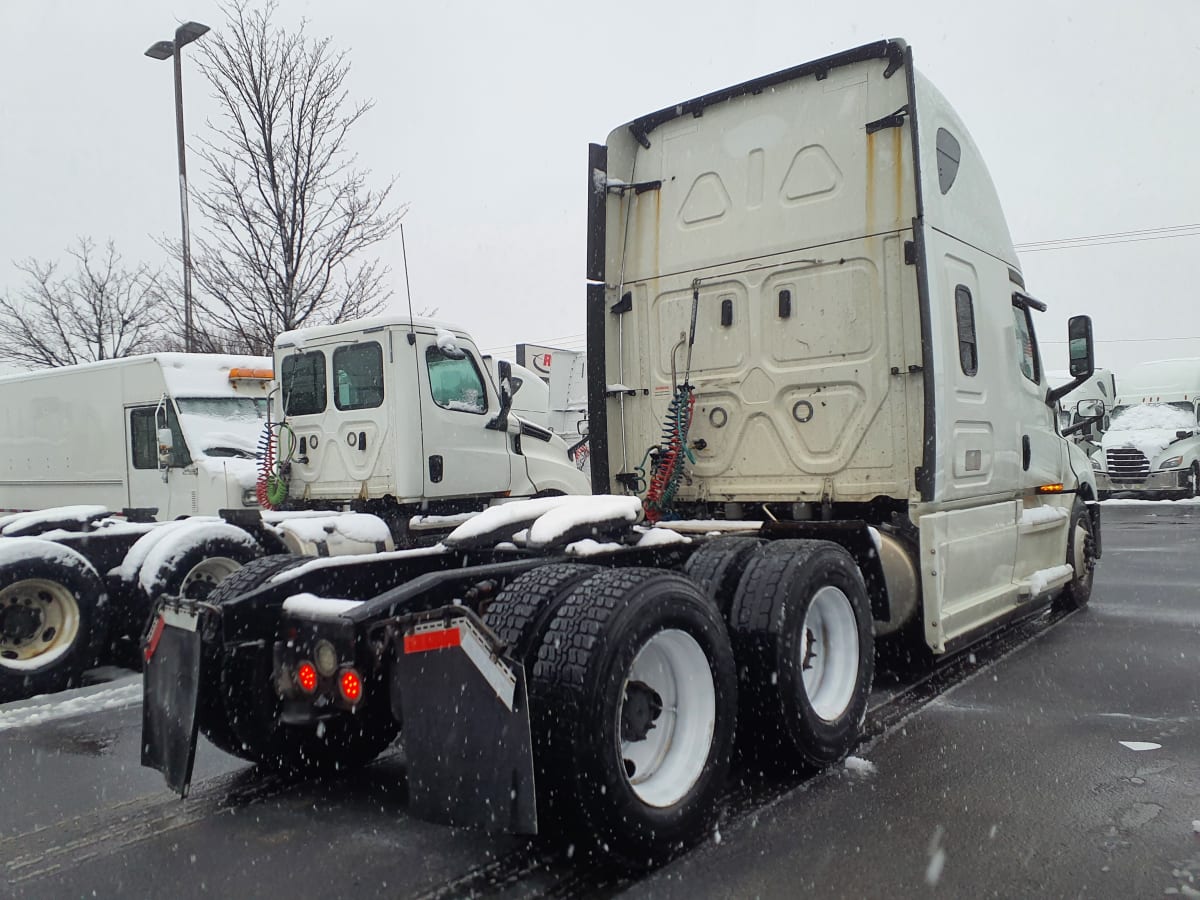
(339, 669, 363, 703)
(297, 661, 318, 693)
(1037, 483, 1065, 494)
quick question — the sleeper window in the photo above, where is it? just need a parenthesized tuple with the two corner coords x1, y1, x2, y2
(936, 128, 961, 194)
(954, 285, 977, 376)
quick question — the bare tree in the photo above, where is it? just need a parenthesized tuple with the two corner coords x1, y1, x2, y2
(182, 1, 404, 354)
(0, 238, 166, 368)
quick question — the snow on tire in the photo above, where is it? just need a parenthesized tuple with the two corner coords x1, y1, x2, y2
(481, 562, 600, 663)
(729, 539, 874, 769)
(529, 567, 737, 868)
(0, 538, 108, 702)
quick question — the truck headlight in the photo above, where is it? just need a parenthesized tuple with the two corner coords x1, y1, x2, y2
(242, 488, 258, 506)
(1091, 457, 1102, 471)
(1159, 456, 1184, 470)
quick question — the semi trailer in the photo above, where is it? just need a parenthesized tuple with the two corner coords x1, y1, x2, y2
(143, 39, 1102, 868)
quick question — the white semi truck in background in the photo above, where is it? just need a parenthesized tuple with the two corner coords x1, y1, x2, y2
(1052, 367, 1116, 456)
(142, 39, 1103, 869)
(0, 331, 589, 701)
(1093, 358, 1200, 498)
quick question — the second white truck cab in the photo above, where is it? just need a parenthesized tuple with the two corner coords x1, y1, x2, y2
(1094, 358, 1200, 498)
(272, 316, 590, 515)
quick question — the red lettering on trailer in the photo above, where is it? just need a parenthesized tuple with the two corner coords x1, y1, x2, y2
(404, 628, 461, 654)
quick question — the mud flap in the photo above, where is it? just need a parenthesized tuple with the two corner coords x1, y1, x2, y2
(392, 613, 537, 835)
(141, 606, 203, 797)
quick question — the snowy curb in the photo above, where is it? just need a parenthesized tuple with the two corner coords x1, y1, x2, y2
(0, 672, 141, 731)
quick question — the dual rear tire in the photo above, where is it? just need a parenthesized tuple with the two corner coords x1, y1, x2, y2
(486, 538, 874, 867)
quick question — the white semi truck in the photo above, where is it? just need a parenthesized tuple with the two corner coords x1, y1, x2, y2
(0, 333, 589, 701)
(1051, 367, 1116, 456)
(1093, 358, 1200, 497)
(143, 39, 1101, 868)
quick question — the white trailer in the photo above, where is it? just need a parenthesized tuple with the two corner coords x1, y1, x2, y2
(144, 39, 1102, 869)
(1094, 358, 1200, 497)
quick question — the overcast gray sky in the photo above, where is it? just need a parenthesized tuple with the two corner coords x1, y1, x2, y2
(2, 1, 1197, 376)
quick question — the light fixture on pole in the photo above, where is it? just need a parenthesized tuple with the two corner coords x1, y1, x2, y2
(145, 21, 209, 353)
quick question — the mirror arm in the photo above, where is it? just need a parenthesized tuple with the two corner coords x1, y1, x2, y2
(1061, 413, 1105, 437)
(1046, 374, 1091, 407)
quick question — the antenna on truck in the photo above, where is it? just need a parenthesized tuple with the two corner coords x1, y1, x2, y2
(401, 223, 416, 346)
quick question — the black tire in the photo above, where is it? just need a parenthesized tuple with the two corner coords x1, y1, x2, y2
(481, 563, 599, 663)
(682, 536, 764, 616)
(530, 567, 737, 869)
(1054, 501, 1097, 612)
(0, 541, 109, 703)
(196, 554, 306, 758)
(729, 540, 874, 769)
(141, 531, 263, 602)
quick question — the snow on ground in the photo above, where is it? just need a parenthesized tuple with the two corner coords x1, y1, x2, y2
(0, 678, 141, 732)
(844, 756, 877, 775)
(1102, 497, 1200, 505)
(1118, 740, 1162, 752)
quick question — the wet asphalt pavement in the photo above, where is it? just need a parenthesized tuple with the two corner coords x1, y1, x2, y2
(1, 502, 1197, 898)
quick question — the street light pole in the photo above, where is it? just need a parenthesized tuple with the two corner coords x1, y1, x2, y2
(146, 21, 209, 353)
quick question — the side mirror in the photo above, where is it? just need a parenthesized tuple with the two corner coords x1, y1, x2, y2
(1047, 315, 1096, 405)
(1075, 399, 1106, 418)
(486, 361, 515, 431)
(1067, 315, 1094, 379)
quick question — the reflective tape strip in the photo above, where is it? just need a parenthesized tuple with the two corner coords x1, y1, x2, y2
(404, 628, 461, 654)
(143, 616, 165, 662)
(403, 618, 516, 711)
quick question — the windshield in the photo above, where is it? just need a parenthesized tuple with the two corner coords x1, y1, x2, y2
(175, 396, 269, 458)
(1108, 402, 1196, 432)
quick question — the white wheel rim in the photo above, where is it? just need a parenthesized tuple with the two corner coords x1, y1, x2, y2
(800, 586, 860, 721)
(618, 628, 716, 808)
(0, 578, 81, 669)
(180, 556, 242, 600)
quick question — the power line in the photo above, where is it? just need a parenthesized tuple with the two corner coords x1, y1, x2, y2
(1015, 222, 1200, 252)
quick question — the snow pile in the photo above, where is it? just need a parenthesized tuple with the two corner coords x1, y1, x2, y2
(273, 513, 392, 547)
(0, 680, 141, 732)
(1118, 740, 1162, 752)
(0, 505, 110, 537)
(844, 755, 877, 775)
(157, 353, 271, 398)
(635, 527, 692, 548)
(116, 518, 221, 582)
(1103, 404, 1196, 461)
(0, 537, 96, 574)
(445, 496, 581, 546)
(194, 456, 258, 491)
(409, 512, 479, 530)
(1021, 506, 1069, 527)
(436, 328, 462, 356)
(566, 538, 625, 556)
(282, 593, 364, 619)
(1026, 564, 1074, 595)
(526, 496, 642, 547)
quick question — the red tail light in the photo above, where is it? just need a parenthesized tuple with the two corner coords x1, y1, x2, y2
(297, 661, 318, 693)
(339, 669, 362, 703)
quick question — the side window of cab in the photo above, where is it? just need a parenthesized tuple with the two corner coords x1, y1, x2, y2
(1012, 305, 1040, 384)
(425, 345, 488, 414)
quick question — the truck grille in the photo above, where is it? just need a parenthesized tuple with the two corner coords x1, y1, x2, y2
(1106, 448, 1150, 482)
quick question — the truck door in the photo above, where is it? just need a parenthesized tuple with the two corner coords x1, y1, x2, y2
(416, 337, 511, 499)
(1011, 300, 1071, 581)
(125, 400, 191, 518)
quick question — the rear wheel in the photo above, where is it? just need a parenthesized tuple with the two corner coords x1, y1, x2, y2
(529, 567, 737, 869)
(729, 540, 874, 769)
(1055, 501, 1097, 612)
(682, 536, 764, 616)
(0, 541, 108, 702)
(481, 562, 599, 662)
